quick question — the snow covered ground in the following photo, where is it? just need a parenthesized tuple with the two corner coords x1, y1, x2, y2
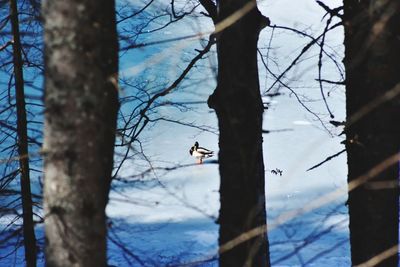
(105, 92, 349, 266)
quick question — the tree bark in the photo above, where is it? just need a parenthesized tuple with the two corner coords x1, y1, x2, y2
(42, 0, 119, 266)
(343, 0, 400, 265)
(208, 1, 271, 266)
(9, 0, 37, 266)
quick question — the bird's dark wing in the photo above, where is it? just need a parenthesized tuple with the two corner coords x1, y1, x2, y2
(197, 147, 213, 154)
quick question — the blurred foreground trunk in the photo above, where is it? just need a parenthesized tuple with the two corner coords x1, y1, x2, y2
(344, 1, 400, 265)
(42, 0, 119, 266)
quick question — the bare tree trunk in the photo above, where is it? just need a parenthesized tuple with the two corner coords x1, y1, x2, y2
(208, 1, 271, 266)
(343, 1, 400, 265)
(9, 0, 37, 266)
(42, 0, 119, 266)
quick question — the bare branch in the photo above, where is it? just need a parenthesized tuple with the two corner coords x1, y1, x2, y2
(306, 148, 346, 171)
(315, 78, 345, 85)
(317, 13, 335, 118)
(117, 0, 155, 24)
(0, 40, 13, 52)
(316, 1, 343, 19)
(199, 0, 217, 23)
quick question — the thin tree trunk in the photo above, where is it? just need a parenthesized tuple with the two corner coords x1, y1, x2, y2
(208, 1, 271, 266)
(343, 1, 400, 265)
(9, 0, 37, 266)
(42, 0, 119, 266)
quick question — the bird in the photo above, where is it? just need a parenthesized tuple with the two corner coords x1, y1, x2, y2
(189, 141, 213, 164)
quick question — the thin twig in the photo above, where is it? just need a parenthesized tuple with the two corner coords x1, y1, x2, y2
(306, 148, 346, 171)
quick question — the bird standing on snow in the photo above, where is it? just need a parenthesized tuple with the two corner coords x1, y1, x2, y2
(189, 141, 213, 164)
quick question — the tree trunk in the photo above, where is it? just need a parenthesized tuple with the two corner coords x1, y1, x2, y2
(343, 1, 400, 265)
(9, 0, 37, 266)
(208, 1, 271, 266)
(42, 0, 119, 266)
